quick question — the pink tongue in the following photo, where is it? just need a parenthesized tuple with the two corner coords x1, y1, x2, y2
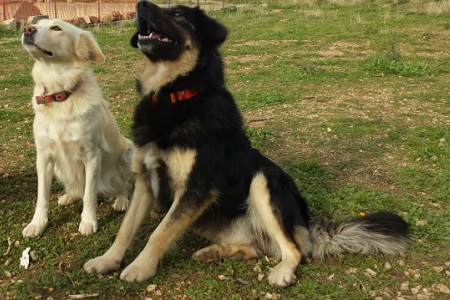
(151, 33, 162, 40)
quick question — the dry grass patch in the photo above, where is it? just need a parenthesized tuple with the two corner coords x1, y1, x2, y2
(242, 76, 450, 192)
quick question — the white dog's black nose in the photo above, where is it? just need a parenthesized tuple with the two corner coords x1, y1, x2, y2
(23, 25, 37, 35)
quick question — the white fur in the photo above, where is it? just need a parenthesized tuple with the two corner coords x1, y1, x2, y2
(22, 19, 134, 237)
(310, 221, 409, 258)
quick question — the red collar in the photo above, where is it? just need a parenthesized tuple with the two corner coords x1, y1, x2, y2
(35, 82, 81, 105)
(36, 90, 71, 105)
(151, 89, 198, 104)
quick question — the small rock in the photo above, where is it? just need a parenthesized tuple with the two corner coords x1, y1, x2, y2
(384, 262, 392, 270)
(411, 285, 421, 295)
(433, 267, 444, 273)
(2, 18, 16, 30)
(146, 284, 157, 293)
(430, 202, 441, 209)
(30, 250, 39, 261)
(364, 268, 377, 277)
(400, 281, 409, 290)
(415, 220, 427, 226)
(434, 283, 450, 294)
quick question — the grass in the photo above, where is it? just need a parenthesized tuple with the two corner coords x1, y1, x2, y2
(1, 0, 450, 299)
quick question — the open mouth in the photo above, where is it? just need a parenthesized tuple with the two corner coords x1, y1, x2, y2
(137, 19, 177, 46)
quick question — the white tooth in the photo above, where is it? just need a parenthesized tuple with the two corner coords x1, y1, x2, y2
(149, 32, 153, 39)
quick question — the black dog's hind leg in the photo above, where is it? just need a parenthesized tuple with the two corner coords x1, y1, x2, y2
(247, 173, 305, 288)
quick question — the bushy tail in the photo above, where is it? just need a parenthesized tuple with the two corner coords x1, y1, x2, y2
(310, 211, 409, 259)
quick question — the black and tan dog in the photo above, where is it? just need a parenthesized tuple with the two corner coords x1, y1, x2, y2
(84, 1, 409, 287)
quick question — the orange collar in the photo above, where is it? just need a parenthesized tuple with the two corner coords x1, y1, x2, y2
(35, 81, 82, 105)
(151, 89, 198, 104)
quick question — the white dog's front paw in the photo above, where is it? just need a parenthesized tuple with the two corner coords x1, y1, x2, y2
(112, 195, 129, 212)
(84, 255, 121, 274)
(120, 263, 156, 283)
(22, 220, 48, 237)
(268, 264, 297, 288)
(58, 194, 78, 206)
(78, 218, 98, 236)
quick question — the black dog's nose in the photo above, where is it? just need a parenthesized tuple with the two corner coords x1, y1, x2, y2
(137, 0, 156, 9)
(23, 25, 36, 35)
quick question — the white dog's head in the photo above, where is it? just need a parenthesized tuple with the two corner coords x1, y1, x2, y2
(22, 19, 104, 63)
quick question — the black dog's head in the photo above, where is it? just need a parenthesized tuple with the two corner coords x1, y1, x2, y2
(131, 1, 228, 62)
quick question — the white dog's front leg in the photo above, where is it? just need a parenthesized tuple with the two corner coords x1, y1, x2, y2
(23, 151, 54, 237)
(78, 149, 101, 236)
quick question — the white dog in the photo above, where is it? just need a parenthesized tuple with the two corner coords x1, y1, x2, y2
(22, 19, 134, 237)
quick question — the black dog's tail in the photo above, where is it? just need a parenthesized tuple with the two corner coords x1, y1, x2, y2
(309, 211, 409, 258)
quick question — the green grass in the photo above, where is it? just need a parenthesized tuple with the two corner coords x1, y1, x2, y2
(1, 0, 450, 299)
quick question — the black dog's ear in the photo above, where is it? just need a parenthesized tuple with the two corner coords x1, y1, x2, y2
(194, 7, 228, 47)
(130, 32, 139, 48)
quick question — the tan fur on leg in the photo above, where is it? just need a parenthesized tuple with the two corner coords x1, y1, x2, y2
(193, 243, 262, 262)
(248, 173, 302, 288)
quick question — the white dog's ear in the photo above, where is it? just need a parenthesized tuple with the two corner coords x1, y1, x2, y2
(76, 32, 105, 63)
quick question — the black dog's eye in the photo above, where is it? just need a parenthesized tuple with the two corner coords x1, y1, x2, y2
(173, 10, 184, 17)
(51, 26, 62, 31)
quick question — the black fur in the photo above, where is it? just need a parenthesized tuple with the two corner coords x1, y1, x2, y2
(131, 0, 312, 238)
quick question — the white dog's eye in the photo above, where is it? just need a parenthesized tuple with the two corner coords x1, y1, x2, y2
(51, 26, 62, 31)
